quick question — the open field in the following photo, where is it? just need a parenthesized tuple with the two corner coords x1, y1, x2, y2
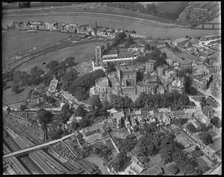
(3, 83, 44, 106)
(16, 41, 105, 73)
(2, 4, 220, 39)
(2, 31, 69, 67)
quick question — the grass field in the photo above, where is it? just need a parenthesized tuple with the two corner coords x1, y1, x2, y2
(16, 41, 105, 73)
(2, 31, 69, 67)
(3, 83, 44, 106)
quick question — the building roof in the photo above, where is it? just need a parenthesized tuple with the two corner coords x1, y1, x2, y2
(143, 165, 163, 175)
(191, 149, 203, 158)
(196, 157, 208, 168)
(112, 111, 125, 119)
(199, 155, 213, 168)
(180, 58, 192, 65)
(107, 108, 118, 114)
(172, 110, 185, 117)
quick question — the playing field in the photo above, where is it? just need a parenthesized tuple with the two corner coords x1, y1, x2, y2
(2, 31, 69, 67)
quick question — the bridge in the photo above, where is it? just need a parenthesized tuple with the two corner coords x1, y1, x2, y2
(3, 131, 78, 159)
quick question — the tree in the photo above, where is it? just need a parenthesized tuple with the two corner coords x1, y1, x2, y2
(111, 149, 129, 172)
(120, 134, 138, 152)
(75, 104, 86, 117)
(36, 109, 53, 140)
(168, 163, 179, 174)
(69, 121, 79, 133)
(61, 69, 78, 90)
(123, 95, 134, 109)
(45, 60, 60, 70)
(20, 104, 27, 111)
(124, 35, 134, 47)
(79, 117, 91, 128)
(198, 132, 214, 145)
(11, 84, 21, 94)
(64, 57, 76, 67)
(89, 95, 102, 109)
(210, 116, 221, 128)
(106, 62, 116, 74)
(144, 44, 151, 50)
(143, 122, 157, 133)
(58, 103, 74, 124)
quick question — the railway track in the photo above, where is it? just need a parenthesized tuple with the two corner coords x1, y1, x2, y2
(3, 130, 44, 174)
(3, 143, 30, 174)
(4, 126, 71, 174)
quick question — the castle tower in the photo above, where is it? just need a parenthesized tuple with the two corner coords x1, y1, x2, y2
(95, 46, 102, 66)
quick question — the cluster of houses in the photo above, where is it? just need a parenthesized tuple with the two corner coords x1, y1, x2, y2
(9, 20, 136, 39)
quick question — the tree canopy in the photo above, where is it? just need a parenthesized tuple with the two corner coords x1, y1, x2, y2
(75, 104, 86, 117)
(89, 95, 102, 109)
(198, 132, 214, 145)
(210, 116, 221, 128)
(37, 109, 53, 125)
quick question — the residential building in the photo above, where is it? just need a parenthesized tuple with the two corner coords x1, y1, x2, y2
(82, 124, 103, 137)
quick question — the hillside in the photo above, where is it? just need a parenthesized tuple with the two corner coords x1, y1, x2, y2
(177, 2, 221, 25)
(155, 2, 189, 20)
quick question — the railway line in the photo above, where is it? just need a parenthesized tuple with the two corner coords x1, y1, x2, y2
(3, 130, 44, 174)
(3, 143, 30, 175)
(3, 126, 72, 174)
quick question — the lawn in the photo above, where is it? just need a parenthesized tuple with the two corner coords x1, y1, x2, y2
(2, 31, 69, 67)
(16, 41, 105, 73)
(3, 5, 220, 39)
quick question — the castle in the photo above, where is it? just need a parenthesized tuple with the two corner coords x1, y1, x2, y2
(90, 46, 184, 102)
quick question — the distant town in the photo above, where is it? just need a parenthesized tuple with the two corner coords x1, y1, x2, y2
(3, 2, 221, 176)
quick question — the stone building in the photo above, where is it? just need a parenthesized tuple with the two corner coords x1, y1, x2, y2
(169, 77, 184, 94)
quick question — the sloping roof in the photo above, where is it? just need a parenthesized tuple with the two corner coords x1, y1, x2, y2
(112, 112, 125, 118)
(197, 157, 208, 168)
(107, 108, 118, 114)
(173, 110, 185, 117)
(200, 155, 213, 167)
